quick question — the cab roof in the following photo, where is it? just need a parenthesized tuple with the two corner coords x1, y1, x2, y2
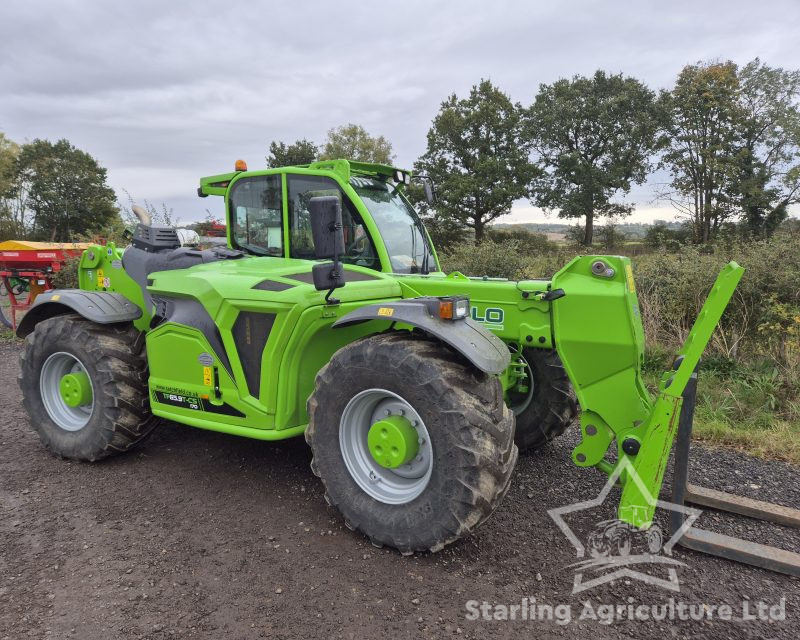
(198, 158, 411, 198)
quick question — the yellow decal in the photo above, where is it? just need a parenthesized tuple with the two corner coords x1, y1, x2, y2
(202, 366, 213, 386)
(51, 294, 60, 301)
(625, 264, 636, 293)
(96, 268, 104, 288)
(377, 307, 394, 317)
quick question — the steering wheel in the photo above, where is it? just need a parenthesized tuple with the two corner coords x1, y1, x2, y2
(346, 234, 369, 256)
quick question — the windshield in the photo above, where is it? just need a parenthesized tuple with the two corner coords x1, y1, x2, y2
(350, 177, 434, 274)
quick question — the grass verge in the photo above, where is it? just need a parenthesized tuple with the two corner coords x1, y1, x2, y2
(644, 358, 800, 465)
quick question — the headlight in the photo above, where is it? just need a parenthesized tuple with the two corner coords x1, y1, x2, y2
(437, 296, 470, 320)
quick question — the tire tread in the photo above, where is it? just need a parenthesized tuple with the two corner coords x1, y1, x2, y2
(306, 331, 517, 554)
(18, 314, 158, 461)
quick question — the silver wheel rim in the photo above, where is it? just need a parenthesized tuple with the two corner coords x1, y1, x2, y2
(339, 388, 433, 505)
(39, 351, 94, 431)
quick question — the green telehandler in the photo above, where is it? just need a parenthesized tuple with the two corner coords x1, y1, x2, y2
(16, 158, 743, 554)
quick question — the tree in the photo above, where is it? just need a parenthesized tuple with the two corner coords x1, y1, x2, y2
(0, 133, 18, 196)
(319, 124, 394, 164)
(595, 219, 628, 250)
(416, 211, 468, 253)
(526, 71, 662, 246)
(731, 59, 800, 237)
(662, 59, 800, 242)
(14, 139, 117, 241)
(0, 132, 21, 235)
(266, 138, 318, 168)
(414, 79, 536, 241)
(485, 227, 555, 254)
(660, 61, 742, 243)
(563, 223, 586, 246)
(643, 220, 690, 249)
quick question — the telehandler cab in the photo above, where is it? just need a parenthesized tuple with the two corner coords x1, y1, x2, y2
(16, 158, 743, 554)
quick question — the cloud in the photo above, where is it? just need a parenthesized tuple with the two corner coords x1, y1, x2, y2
(2, 0, 799, 223)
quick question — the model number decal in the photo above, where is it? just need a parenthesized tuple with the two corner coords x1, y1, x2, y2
(154, 390, 200, 410)
(152, 389, 246, 418)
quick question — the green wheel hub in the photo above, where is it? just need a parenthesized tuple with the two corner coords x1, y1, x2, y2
(368, 415, 419, 469)
(339, 388, 433, 505)
(59, 371, 93, 408)
(41, 351, 95, 432)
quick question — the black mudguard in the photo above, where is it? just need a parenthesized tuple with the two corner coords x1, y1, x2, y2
(333, 299, 511, 375)
(16, 290, 142, 338)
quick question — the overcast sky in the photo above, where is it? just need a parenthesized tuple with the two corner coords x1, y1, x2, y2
(2, 0, 799, 226)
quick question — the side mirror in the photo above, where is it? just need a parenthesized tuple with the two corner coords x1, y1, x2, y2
(309, 196, 345, 259)
(422, 178, 436, 206)
(309, 196, 345, 301)
(312, 261, 344, 293)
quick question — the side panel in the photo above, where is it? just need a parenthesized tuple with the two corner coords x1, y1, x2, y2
(395, 274, 554, 349)
(143, 257, 405, 437)
(274, 306, 392, 430)
(146, 298, 403, 436)
(146, 323, 272, 430)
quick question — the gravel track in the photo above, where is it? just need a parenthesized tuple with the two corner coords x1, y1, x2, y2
(0, 340, 798, 639)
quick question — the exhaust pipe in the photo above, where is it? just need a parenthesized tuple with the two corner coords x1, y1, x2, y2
(131, 204, 151, 226)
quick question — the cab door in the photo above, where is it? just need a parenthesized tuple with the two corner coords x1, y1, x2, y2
(285, 173, 382, 271)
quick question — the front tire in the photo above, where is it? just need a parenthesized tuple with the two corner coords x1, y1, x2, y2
(306, 332, 517, 554)
(19, 314, 159, 461)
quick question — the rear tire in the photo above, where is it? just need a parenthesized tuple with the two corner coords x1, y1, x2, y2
(510, 348, 578, 453)
(306, 332, 517, 554)
(19, 314, 159, 461)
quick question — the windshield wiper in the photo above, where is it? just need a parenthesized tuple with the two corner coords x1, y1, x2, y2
(421, 242, 430, 275)
(410, 224, 419, 274)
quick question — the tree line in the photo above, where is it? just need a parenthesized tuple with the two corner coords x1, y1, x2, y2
(3, 57, 798, 246)
(0, 124, 396, 242)
(272, 58, 800, 246)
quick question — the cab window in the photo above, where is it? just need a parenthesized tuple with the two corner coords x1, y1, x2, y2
(287, 175, 380, 269)
(229, 175, 283, 256)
